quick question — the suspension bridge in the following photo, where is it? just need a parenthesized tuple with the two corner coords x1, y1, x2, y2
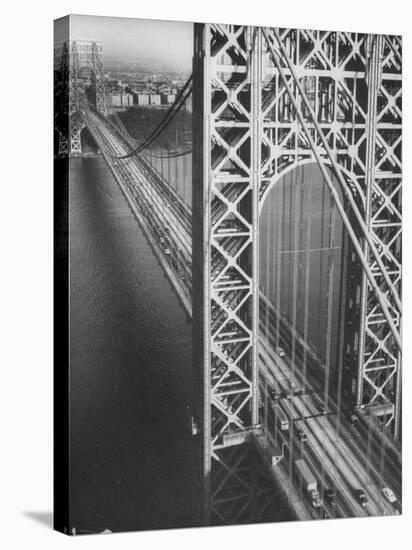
(54, 25, 402, 525)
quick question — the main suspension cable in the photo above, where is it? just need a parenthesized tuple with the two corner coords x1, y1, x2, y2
(107, 76, 193, 159)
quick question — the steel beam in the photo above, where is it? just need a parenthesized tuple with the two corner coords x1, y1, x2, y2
(193, 23, 264, 525)
(357, 35, 402, 437)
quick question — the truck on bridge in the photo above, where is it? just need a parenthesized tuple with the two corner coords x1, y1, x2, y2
(270, 401, 289, 431)
(294, 459, 322, 508)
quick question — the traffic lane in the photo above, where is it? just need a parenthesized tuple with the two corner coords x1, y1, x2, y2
(284, 390, 368, 518)
(350, 418, 401, 501)
(276, 352, 397, 518)
(260, 342, 383, 517)
(93, 118, 192, 252)
(273, 346, 394, 518)
(326, 408, 400, 513)
(259, 356, 366, 518)
(91, 122, 192, 299)
(275, 393, 353, 519)
(93, 111, 193, 234)
(260, 372, 359, 520)
(259, 296, 401, 502)
(99, 132, 192, 273)
(261, 318, 401, 515)
(283, 341, 401, 514)
(313, 413, 394, 517)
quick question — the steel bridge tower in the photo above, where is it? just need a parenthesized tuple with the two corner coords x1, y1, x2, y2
(192, 24, 401, 525)
(54, 39, 106, 156)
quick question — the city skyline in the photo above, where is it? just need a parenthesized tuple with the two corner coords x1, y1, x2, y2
(54, 15, 193, 71)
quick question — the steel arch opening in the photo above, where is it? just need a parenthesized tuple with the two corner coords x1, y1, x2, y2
(259, 162, 348, 404)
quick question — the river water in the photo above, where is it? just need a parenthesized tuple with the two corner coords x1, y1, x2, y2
(68, 157, 193, 533)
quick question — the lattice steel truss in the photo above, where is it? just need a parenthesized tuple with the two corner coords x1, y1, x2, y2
(54, 39, 106, 155)
(356, 35, 402, 436)
(193, 23, 402, 524)
(193, 24, 263, 525)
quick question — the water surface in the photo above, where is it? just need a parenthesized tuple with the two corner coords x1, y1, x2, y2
(68, 157, 193, 532)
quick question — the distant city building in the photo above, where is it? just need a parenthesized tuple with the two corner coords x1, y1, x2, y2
(136, 93, 150, 106)
(162, 93, 176, 105)
(150, 94, 161, 106)
(106, 92, 134, 112)
(103, 70, 192, 110)
(185, 93, 192, 113)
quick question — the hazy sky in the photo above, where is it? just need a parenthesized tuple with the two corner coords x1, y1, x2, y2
(55, 14, 193, 71)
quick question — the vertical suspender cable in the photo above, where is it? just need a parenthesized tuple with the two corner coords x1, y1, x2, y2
(302, 164, 313, 394)
(332, 206, 349, 502)
(318, 171, 326, 363)
(275, 178, 283, 350)
(320, 194, 337, 497)
(324, 197, 336, 410)
(265, 197, 272, 347)
(290, 166, 300, 384)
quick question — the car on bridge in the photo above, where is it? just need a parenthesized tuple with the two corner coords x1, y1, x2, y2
(297, 428, 307, 442)
(276, 346, 286, 357)
(294, 459, 322, 508)
(271, 402, 289, 431)
(382, 486, 396, 503)
(354, 489, 369, 507)
(295, 421, 308, 442)
(325, 489, 336, 506)
(270, 389, 280, 401)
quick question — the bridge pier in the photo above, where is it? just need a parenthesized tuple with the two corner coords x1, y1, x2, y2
(192, 24, 265, 525)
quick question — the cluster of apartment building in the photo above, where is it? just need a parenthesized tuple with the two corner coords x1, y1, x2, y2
(134, 91, 176, 106)
(101, 72, 195, 112)
(106, 90, 178, 113)
(104, 73, 192, 113)
(106, 92, 134, 110)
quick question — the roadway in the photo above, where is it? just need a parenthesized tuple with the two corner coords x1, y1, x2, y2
(259, 294, 402, 504)
(83, 110, 193, 310)
(258, 316, 401, 518)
